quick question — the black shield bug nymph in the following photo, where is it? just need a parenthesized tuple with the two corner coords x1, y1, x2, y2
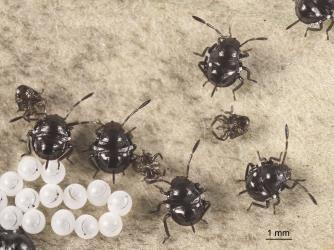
(286, 0, 334, 40)
(192, 16, 267, 100)
(10, 85, 47, 123)
(0, 226, 35, 250)
(16, 92, 94, 169)
(150, 140, 210, 243)
(211, 105, 250, 141)
(88, 99, 151, 184)
(238, 125, 317, 214)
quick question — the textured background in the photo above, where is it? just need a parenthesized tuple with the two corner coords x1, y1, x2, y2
(0, 0, 333, 249)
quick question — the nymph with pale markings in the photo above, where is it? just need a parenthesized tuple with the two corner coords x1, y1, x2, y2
(286, 0, 334, 39)
(238, 125, 317, 214)
(193, 16, 267, 99)
(150, 140, 210, 243)
(0, 226, 35, 250)
(88, 100, 151, 184)
(16, 92, 94, 169)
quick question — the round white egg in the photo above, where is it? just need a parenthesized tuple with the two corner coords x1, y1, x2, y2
(41, 161, 66, 184)
(98, 212, 122, 237)
(17, 156, 42, 182)
(0, 171, 24, 196)
(39, 184, 63, 208)
(0, 190, 8, 212)
(22, 209, 46, 234)
(51, 209, 75, 236)
(15, 188, 40, 212)
(87, 180, 111, 206)
(63, 184, 87, 210)
(0, 206, 23, 230)
(107, 191, 132, 216)
(75, 214, 98, 239)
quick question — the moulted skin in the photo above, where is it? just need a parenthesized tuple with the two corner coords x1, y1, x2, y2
(15, 85, 44, 112)
(1, 1, 334, 250)
(10, 85, 46, 122)
(211, 106, 250, 141)
(132, 151, 164, 183)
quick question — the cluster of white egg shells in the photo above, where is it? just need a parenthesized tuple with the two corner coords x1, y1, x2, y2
(0, 156, 132, 239)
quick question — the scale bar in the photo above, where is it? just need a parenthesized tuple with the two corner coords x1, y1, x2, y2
(266, 238, 292, 241)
